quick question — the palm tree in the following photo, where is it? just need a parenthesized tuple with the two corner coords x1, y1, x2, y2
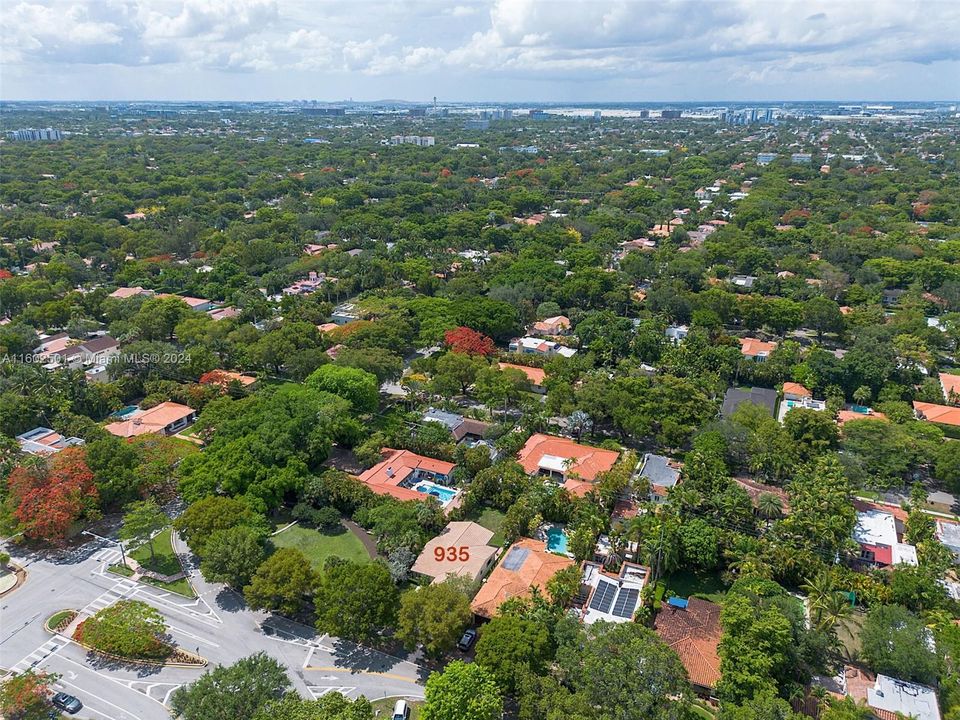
(802, 572, 834, 627)
(756, 492, 783, 520)
(817, 591, 854, 634)
(567, 410, 592, 442)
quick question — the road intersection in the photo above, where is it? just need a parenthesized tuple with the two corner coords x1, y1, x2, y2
(1, 532, 426, 719)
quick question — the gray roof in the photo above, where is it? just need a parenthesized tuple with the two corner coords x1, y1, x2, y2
(638, 453, 680, 488)
(721, 387, 777, 418)
(422, 409, 464, 432)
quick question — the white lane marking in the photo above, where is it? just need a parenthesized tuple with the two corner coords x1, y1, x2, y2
(59, 679, 128, 720)
(162, 685, 180, 706)
(53, 654, 174, 709)
(303, 646, 314, 668)
(167, 625, 220, 648)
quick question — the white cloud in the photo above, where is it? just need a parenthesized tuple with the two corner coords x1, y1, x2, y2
(1, 0, 958, 99)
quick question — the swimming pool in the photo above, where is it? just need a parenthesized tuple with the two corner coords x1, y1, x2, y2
(414, 481, 458, 505)
(110, 405, 139, 418)
(546, 526, 570, 555)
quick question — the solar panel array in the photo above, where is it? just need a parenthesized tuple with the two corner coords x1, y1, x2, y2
(612, 588, 640, 618)
(502, 547, 530, 571)
(589, 579, 617, 613)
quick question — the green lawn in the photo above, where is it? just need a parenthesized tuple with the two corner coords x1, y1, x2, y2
(126, 528, 196, 597)
(270, 523, 370, 570)
(663, 569, 728, 605)
(471, 507, 507, 547)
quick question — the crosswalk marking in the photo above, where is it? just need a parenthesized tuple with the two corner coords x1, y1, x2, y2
(308, 685, 356, 698)
(9, 635, 70, 674)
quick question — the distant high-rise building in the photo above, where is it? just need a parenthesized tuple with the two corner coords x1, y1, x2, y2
(660, 110, 682, 119)
(9, 128, 62, 141)
(640, 110, 650, 119)
(303, 108, 345, 116)
(464, 118, 490, 130)
(756, 152, 778, 165)
(593, 110, 602, 121)
(764, 108, 774, 123)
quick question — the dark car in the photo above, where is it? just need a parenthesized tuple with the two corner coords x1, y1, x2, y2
(52, 692, 82, 714)
(457, 628, 478, 651)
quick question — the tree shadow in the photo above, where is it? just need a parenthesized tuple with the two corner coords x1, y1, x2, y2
(213, 587, 247, 613)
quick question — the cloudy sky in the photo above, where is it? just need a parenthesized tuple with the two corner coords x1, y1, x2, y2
(2, 0, 959, 102)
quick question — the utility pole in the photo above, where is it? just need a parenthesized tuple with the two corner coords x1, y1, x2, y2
(82, 530, 127, 567)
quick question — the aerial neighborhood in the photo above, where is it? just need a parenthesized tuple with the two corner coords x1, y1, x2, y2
(1, 98, 959, 720)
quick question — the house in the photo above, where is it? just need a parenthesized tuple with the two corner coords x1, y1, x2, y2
(940, 372, 960, 404)
(331, 303, 360, 325)
(16, 427, 84, 455)
(282, 271, 336, 296)
(756, 152, 778, 165)
(817, 666, 941, 720)
(729, 275, 757, 289)
(207, 306, 240, 322)
(470, 538, 574, 619)
(421, 409, 492, 442)
(156, 293, 216, 312)
(653, 597, 723, 695)
(739, 337, 777, 361)
(665, 325, 689, 343)
(576, 560, 649, 624)
(61, 336, 120, 370)
(721, 387, 778, 418)
(853, 509, 918, 567)
(411, 522, 500, 584)
(104, 402, 196, 438)
(636, 453, 681, 503)
(508, 336, 577, 358)
(936, 521, 960, 563)
(837, 407, 887, 426)
(199, 370, 258, 392)
(33, 332, 75, 362)
(316, 322, 339, 334)
(531, 315, 571, 337)
(517, 433, 620, 497)
(498, 362, 546, 392)
(914, 401, 960, 428)
(108, 286, 154, 300)
(356, 448, 460, 510)
(882, 288, 905, 306)
(778, 382, 826, 422)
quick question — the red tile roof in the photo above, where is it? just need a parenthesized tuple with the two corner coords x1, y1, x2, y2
(739, 337, 778, 357)
(355, 448, 456, 503)
(516, 433, 620, 496)
(915, 401, 960, 427)
(470, 538, 573, 618)
(499, 362, 546, 385)
(653, 598, 722, 690)
(104, 402, 195, 438)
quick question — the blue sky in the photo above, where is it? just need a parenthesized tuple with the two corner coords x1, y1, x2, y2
(2, 0, 959, 102)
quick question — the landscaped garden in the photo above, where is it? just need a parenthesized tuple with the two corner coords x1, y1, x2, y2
(109, 527, 195, 597)
(662, 569, 728, 605)
(470, 507, 506, 547)
(269, 522, 370, 570)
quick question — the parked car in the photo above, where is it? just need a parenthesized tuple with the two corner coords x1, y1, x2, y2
(52, 692, 82, 714)
(457, 627, 478, 651)
(392, 699, 410, 720)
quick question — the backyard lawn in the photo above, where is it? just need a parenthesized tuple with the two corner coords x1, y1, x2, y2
(663, 569, 728, 605)
(270, 523, 371, 570)
(471, 507, 506, 547)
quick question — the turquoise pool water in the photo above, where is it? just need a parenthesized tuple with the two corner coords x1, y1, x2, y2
(415, 481, 457, 505)
(546, 526, 570, 555)
(111, 405, 139, 418)
(850, 405, 871, 413)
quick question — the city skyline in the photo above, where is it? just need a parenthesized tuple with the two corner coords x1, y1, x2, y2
(2, 0, 959, 102)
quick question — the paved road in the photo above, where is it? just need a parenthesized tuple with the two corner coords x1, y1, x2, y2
(1, 534, 426, 720)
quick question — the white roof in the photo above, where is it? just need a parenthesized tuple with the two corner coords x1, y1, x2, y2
(539, 454, 570, 473)
(868, 675, 941, 720)
(893, 543, 919, 566)
(580, 562, 648, 624)
(853, 509, 899, 547)
(556, 347, 577, 357)
(937, 520, 960, 551)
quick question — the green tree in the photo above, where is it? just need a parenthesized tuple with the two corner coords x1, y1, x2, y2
(860, 604, 940, 684)
(174, 496, 268, 557)
(432, 351, 485, 396)
(422, 661, 503, 720)
(77, 600, 169, 660)
(0, 669, 59, 720)
(169, 652, 291, 720)
(396, 579, 473, 659)
(678, 518, 721, 570)
(253, 693, 374, 720)
(199, 525, 267, 589)
(555, 621, 691, 718)
(305, 364, 379, 413)
(243, 548, 316, 617)
(314, 560, 399, 643)
(804, 297, 844, 341)
(118, 498, 169, 566)
(935, 441, 960, 493)
(474, 614, 551, 694)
